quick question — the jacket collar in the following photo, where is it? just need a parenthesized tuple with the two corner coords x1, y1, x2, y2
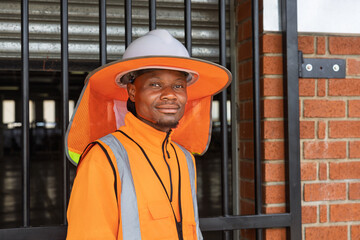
(122, 113, 173, 149)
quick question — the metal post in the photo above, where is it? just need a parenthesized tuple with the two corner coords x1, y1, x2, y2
(61, 0, 70, 225)
(99, 0, 107, 65)
(125, 0, 132, 47)
(252, 0, 263, 239)
(149, 0, 156, 30)
(21, 0, 30, 227)
(219, 0, 229, 239)
(281, 0, 302, 239)
(184, 0, 191, 55)
(229, 0, 239, 238)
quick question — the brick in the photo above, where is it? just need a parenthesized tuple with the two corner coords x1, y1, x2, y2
(329, 36, 360, 55)
(263, 184, 286, 204)
(240, 161, 254, 179)
(239, 141, 254, 159)
(304, 183, 346, 201)
(299, 78, 315, 96)
(329, 121, 360, 138)
(237, 24, 243, 42)
(319, 162, 327, 180)
(238, 61, 253, 81)
(349, 100, 360, 117)
(330, 161, 360, 180)
(349, 183, 360, 200)
(352, 225, 360, 240)
(240, 200, 255, 215)
(239, 101, 253, 120)
(350, 141, 360, 158)
(317, 79, 326, 97)
(262, 56, 283, 75)
(262, 78, 283, 96)
(237, 0, 251, 22)
(303, 141, 346, 159)
(243, 19, 252, 40)
(303, 100, 345, 118)
(263, 163, 285, 182)
(263, 121, 284, 139)
(298, 36, 315, 54)
(239, 122, 253, 139)
(263, 141, 285, 160)
(264, 228, 286, 240)
(348, 58, 360, 76)
(240, 180, 254, 200)
(238, 20, 252, 42)
(242, 60, 253, 81)
(301, 162, 317, 181)
(330, 203, 360, 222)
(262, 34, 282, 53)
(317, 121, 326, 139)
(240, 229, 255, 239)
(263, 206, 286, 214)
(305, 226, 347, 240)
(263, 99, 284, 118)
(320, 205, 327, 223)
(239, 81, 253, 100)
(302, 205, 317, 223)
(238, 40, 252, 61)
(329, 79, 360, 96)
(316, 36, 326, 55)
(300, 121, 315, 139)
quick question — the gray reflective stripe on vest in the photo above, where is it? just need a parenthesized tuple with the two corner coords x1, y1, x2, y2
(174, 143, 203, 240)
(100, 134, 142, 240)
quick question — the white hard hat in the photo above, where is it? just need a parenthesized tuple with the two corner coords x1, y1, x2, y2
(123, 29, 190, 59)
(116, 29, 198, 86)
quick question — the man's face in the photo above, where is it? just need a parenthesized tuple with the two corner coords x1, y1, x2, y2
(127, 69, 188, 132)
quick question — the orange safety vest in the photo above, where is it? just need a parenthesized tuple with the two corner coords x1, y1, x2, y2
(67, 113, 202, 240)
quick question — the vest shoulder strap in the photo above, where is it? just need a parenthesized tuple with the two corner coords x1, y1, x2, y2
(100, 133, 142, 240)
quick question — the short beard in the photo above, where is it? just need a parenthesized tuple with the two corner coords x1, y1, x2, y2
(156, 120, 179, 130)
(136, 115, 180, 132)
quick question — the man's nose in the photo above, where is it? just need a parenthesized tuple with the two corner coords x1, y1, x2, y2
(160, 86, 177, 100)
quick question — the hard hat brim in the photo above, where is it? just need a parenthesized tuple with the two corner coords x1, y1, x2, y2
(86, 55, 232, 101)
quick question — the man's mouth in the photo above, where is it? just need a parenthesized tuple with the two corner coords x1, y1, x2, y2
(156, 104, 180, 114)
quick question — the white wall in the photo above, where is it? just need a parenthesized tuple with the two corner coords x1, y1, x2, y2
(264, 0, 360, 34)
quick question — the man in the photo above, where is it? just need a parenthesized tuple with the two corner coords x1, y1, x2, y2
(65, 29, 231, 240)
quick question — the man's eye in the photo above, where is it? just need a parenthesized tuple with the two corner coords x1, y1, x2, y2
(174, 84, 185, 89)
(150, 83, 160, 87)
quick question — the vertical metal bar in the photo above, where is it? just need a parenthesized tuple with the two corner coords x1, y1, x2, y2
(21, 0, 30, 227)
(61, 0, 69, 225)
(125, 0, 132, 47)
(229, 0, 239, 237)
(184, 0, 191, 55)
(219, 0, 229, 239)
(149, 0, 156, 30)
(99, 0, 107, 65)
(252, 0, 263, 239)
(281, 0, 301, 239)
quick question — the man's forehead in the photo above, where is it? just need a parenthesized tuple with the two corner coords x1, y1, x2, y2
(142, 69, 187, 77)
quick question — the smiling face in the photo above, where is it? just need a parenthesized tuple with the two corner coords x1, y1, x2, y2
(127, 69, 188, 132)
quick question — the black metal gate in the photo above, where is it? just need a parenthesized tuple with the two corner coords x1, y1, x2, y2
(0, 0, 301, 239)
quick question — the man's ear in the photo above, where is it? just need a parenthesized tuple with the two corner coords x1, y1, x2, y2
(127, 83, 136, 102)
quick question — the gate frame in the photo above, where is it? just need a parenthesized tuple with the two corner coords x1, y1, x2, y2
(0, 0, 301, 239)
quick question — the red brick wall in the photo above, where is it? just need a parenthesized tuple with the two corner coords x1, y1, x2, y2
(300, 35, 360, 240)
(237, 0, 256, 239)
(237, 1, 360, 239)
